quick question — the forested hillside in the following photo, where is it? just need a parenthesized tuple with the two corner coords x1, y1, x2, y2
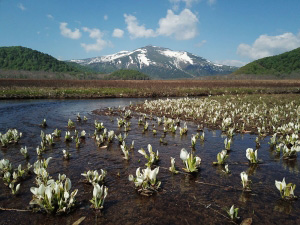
(0, 46, 81, 72)
(106, 69, 151, 80)
(234, 47, 300, 76)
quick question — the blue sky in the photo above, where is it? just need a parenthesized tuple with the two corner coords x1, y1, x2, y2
(1, 0, 300, 67)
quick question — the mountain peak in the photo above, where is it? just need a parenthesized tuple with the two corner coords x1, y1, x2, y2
(70, 45, 238, 79)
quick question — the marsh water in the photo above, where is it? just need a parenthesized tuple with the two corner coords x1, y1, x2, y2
(0, 98, 300, 225)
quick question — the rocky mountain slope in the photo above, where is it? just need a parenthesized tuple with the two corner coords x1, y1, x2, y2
(70, 45, 238, 79)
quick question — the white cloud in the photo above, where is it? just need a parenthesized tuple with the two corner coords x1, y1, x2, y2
(237, 32, 300, 60)
(207, 0, 216, 5)
(215, 60, 247, 67)
(124, 9, 198, 40)
(104, 15, 108, 20)
(81, 27, 112, 52)
(17, 3, 26, 11)
(81, 39, 110, 52)
(124, 14, 157, 39)
(112, 28, 124, 38)
(169, 0, 199, 10)
(82, 27, 103, 39)
(47, 14, 54, 20)
(157, 9, 198, 40)
(59, 22, 82, 39)
(195, 40, 207, 47)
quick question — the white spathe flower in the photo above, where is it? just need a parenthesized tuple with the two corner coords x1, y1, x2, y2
(180, 148, 189, 162)
(128, 174, 134, 182)
(240, 171, 248, 181)
(138, 149, 147, 157)
(275, 177, 286, 191)
(224, 164, 229, 173)
(246, 148, 258, 163)
(135, 167, 144, 180)
(30, 183, 46, 197)
(229, 205, 234, 216)
(171, 157, 175, 166)
(149, 167, 159, 181)
(65, 178, 71, 192)
(13, 171, 18, 180)
(143, 167, 151, 179)
(135, 177, 144, 186)
(81, 130, 86, 137)
(195, 156, 201, 166)
(64, 191, 70, 200)
(93, 183, 102, 198)
(219, 150, 227, 160)
(246, 148, 253, 161)
(54, 183, 60, 196)
(15, 183, 20, 193)
(240, 171, 249, 189)
(45, 186, 52, 202)
(147, 144, 153, 153)
(191, 135, 196, 144)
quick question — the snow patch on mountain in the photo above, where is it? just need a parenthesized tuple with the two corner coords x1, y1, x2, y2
(136, 49, 150, 68)
(99, 50, 131, 63)
(159, 49, 194, 65)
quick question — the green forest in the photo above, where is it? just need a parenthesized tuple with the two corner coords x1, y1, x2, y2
(234, 47, 300, 76)
(106, 69, 151, 80)
(0, 46, 82, 73)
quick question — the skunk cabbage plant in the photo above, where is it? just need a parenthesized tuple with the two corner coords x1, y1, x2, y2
(246, 148, 258, 164)
(90, 184, 108, 209)
(213, 150, 228, 165)
(62, 149, 71, 160)
(275, 178, 297, 200)
(138, 144, 159, 167)
(169, 157, 178, 174)
(67, 119, 75, 128)
(30, 174, 78, 214)
(121, 141, 129, 160)
(191, 135, 197, 148)
(227, 205, 239, 220)
(81, 169, 107, 185)
(180, 148, 201, 173)
(52, 129, 61, 138)
(128, 167, 161, 195)
(20, 146, 29, 159)
(224, 138, 231, 151)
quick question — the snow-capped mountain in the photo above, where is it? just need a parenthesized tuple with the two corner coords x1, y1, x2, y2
(70, 45, 238, 79)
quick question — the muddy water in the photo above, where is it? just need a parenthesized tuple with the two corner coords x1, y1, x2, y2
(0, 99, 300, 225)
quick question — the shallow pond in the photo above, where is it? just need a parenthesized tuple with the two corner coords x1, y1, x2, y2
(0, 99, 300, 225)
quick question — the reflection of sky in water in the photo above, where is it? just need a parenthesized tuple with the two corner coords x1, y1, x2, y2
(0, 99, 145, 131)
(0, 99, 299, 224)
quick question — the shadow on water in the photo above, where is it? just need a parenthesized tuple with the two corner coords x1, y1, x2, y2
(0, 99, 300, 224)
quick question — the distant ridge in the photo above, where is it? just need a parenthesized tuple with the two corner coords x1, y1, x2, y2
(234, 47, 300, 77)
(70, 45, 238, 79)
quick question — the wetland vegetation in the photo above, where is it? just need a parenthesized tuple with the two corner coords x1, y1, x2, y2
(1, 79, 300, 99)
(0, 92, 299, 224)
(0, 78, 300, 224)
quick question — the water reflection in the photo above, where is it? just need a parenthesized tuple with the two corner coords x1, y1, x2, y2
(274, 199, 294, 214)
(247, 164, 259, 176)
(239, 192, 252, 203)
(282, 159, 299, 174)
